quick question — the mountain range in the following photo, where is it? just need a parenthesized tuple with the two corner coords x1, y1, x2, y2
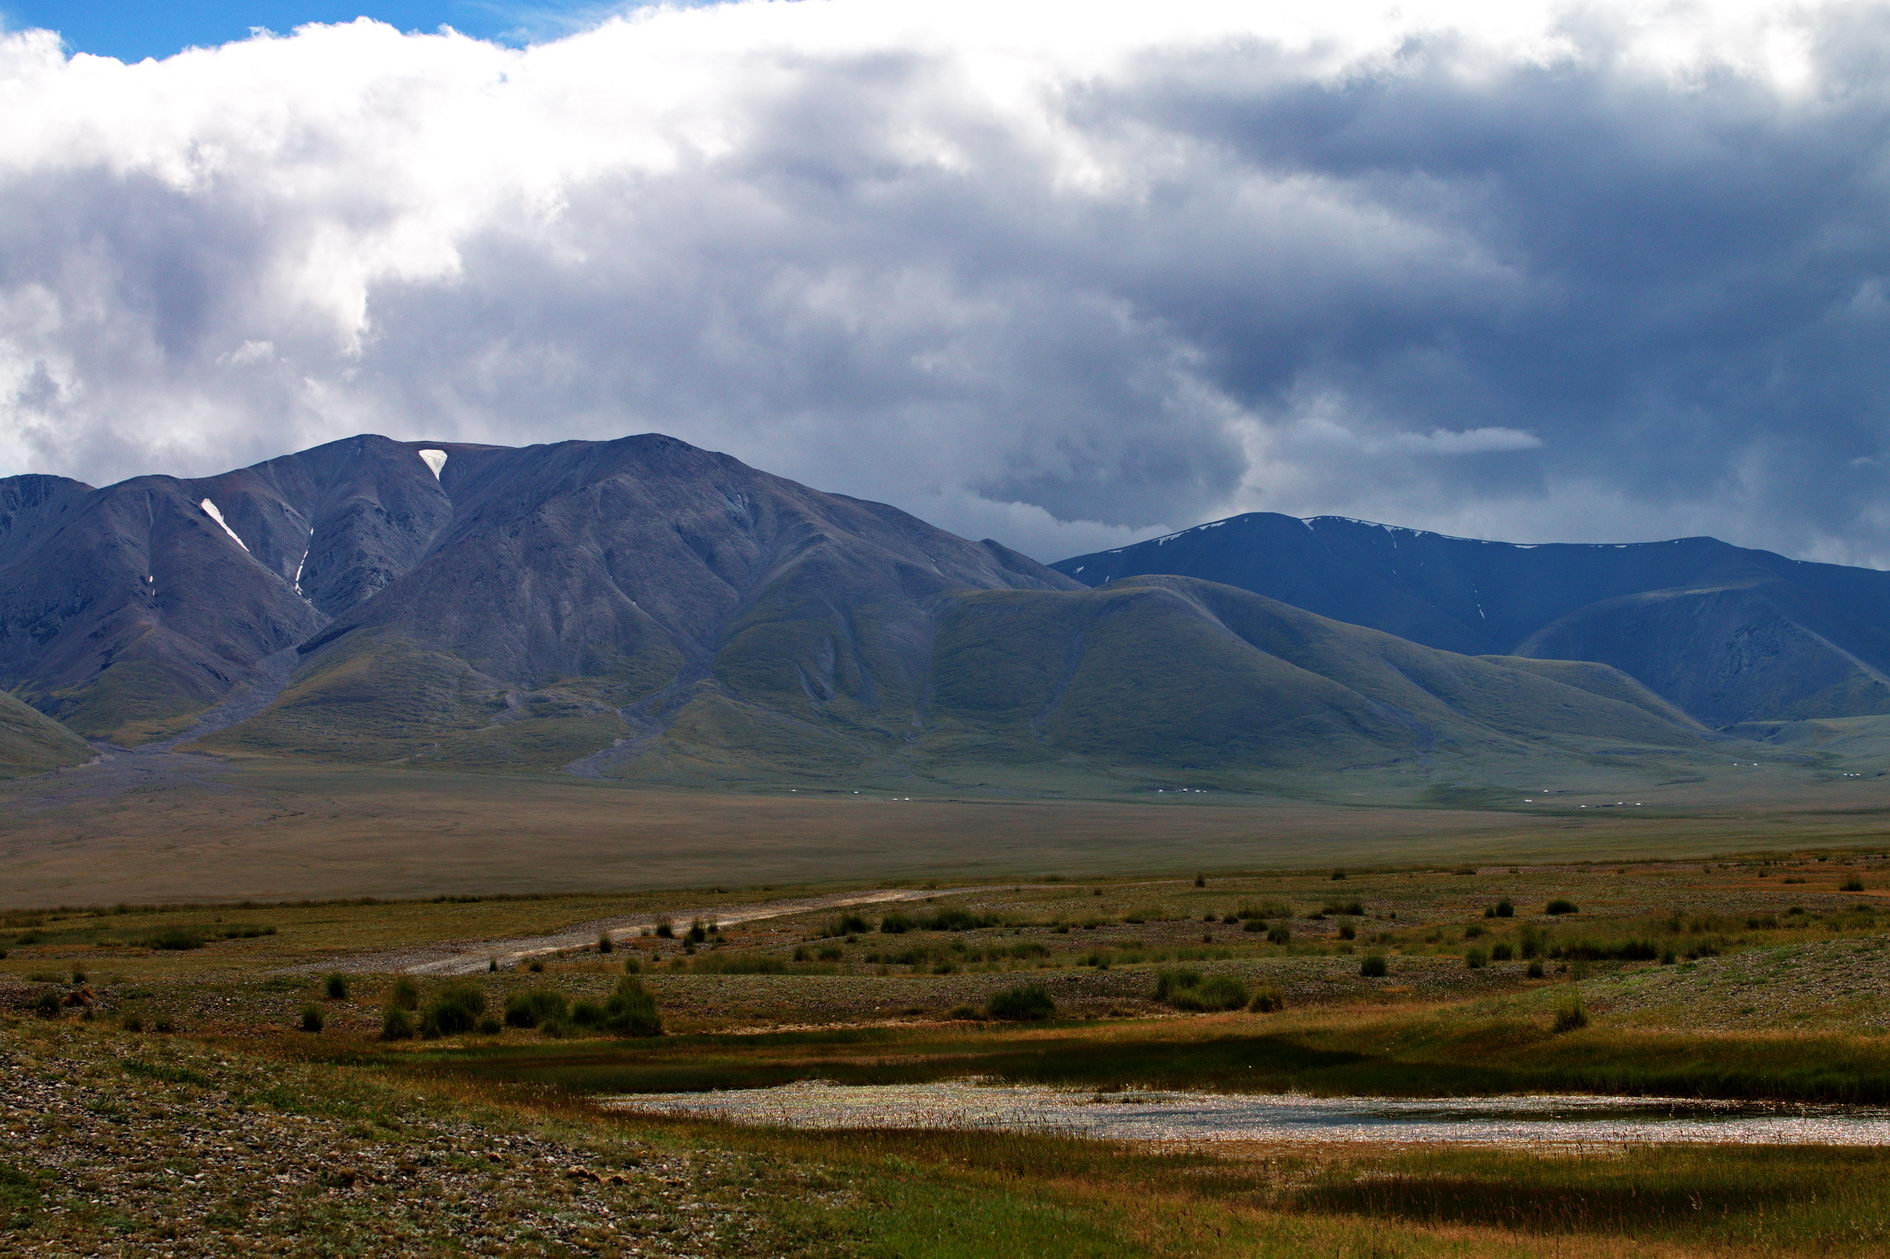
(1055, 515, 1890, 729)
(1, 434, 1874, 789)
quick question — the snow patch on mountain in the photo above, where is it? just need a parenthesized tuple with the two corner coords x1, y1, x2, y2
(417, 449, 448, 479)
(199, 499, 250, 553)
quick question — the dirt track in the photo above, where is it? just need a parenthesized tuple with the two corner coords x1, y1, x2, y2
(327, 887, 980, 976)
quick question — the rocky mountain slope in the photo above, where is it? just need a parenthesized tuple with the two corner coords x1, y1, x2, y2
(0, 437, 1760, 785)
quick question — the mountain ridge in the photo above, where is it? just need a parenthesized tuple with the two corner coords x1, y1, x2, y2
(1055, 512, 1890, 726)
(0, 437, 1830, 788)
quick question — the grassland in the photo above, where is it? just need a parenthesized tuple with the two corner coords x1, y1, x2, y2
(11, 852, 1890, 1253)
(6, 748, 1890, 907)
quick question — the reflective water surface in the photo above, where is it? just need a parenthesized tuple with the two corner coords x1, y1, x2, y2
(605, 1080, 1890, 1145)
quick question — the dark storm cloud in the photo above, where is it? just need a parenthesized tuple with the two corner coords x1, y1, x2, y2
(3, 4, 1890, 561)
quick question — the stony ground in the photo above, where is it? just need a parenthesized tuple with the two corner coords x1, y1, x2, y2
(0, 1020, 845, 1256)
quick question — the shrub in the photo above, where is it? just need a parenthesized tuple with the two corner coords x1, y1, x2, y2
(1248, 986, 1285, 1013)
(1464, 947, 1489, 970)
(1527, 959, 1547, 979)
(1242, 919, 1266, 933)
(623, 957, 643, 974)
(1266, 925, 1292, 946)
(504, 989, 569, 1029)
(1546, 899, 1579, 915)
(597, 933, 615, 953)
(31, 990, 60, 1019)
(1491, 900, 1515, 918)
(298, 1006, 325, 1033)
(380, 1007, 415, 1040)
(1338, 923, 1357, 940)
(1154, 968, 1248, 1012)
(825, 913, 870, 937)
(144, 928, 204, 951)
(1331, 870, 1347, 880)
(1359, 953, 1389, 978)
(685, 920, 708, 944)
(880, 912, 914, 934)
(1841, 877, 1867, 892)
(1556, 938, 1659, 962)
(1491, 942, 1514, 962)
(985, 984, 1057, 1021)
(477, 1017, 502, 1035)
(1552, 999, 1591, 1034)
(918, 909, 998, 932)
(389, 978, 419, 1010)
(568, 1000, 605, 1029)
(419, 984, 487, 1038)
(655, 921, 676, 939)
(601, 976, 663, 1037)
(1321, 900, 1365, 917)
(527, 960, 545, 973)
(323, 973, 349, 1001)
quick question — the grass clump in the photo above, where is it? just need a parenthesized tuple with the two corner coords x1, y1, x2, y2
(1360, 953, 1389, 978)
(388, 977, 419, 1010)
(420, 984, 488, 1038)
(323, 973, 349, 1000)
(1552, 999, 1592, 1034)
(503, 988, 569, 1029)
(599, 976, 662, 1037)
(297, 1005, 325, 1033)
(985, 984, 1057, 1021)
(380, 1007, 415, 1041)
(1248, 986, 1285, 1013)
(1153, 968, 1248, 1012)
(1546, 899, 1580, 915)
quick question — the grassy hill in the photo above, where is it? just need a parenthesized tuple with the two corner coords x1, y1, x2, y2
(0, 689, 91, 778)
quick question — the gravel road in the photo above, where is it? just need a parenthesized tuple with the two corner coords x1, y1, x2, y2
(327, 887, 979, 976)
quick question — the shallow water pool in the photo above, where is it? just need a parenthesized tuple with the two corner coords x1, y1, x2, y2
(604, 1080, 1890, 1145)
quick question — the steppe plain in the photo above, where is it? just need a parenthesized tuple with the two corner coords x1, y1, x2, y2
(10, 752, 1890, 1255)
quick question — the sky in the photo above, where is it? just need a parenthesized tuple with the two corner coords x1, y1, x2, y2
(2, 1, 1890, 565)
(0, 2, 624, 60)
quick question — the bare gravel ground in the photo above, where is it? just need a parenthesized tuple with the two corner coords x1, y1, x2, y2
(1591, 935, 1890, 1030)
(0, 1020, 845, 1256)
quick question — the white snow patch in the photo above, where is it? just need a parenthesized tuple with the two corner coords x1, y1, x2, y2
(199, 499, 250, 553)
(293, 528, 312, 597)
(417, 448, 448, 479)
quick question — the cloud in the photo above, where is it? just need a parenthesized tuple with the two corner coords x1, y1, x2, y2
(2, 2, 1890, 564)
(1373, 427, 1543, 455)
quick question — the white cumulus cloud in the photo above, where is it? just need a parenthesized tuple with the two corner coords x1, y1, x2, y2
(2, 1, 1890, 562)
